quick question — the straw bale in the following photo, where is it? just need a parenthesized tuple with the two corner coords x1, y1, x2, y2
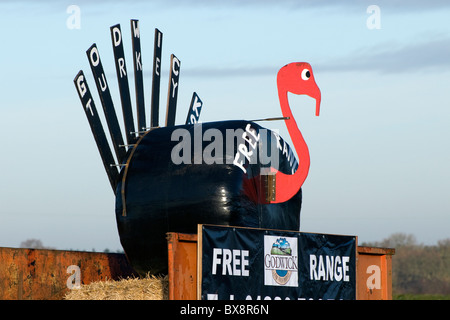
(64, 274, 168, 300)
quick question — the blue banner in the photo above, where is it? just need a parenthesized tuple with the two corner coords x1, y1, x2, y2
(200, 225, 356, 300)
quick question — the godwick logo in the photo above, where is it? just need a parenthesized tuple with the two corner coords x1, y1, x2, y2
(264, 236, 298, 287)
(170, 123, 299, 174)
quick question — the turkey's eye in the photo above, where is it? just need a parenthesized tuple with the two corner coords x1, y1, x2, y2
(301, 69, 311, 80)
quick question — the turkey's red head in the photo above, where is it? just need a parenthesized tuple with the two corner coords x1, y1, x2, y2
(277, 62, 321, 116)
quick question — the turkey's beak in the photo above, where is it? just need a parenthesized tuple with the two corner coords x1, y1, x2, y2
(312, 86, 321, 116)
(315, 94, 321, 116)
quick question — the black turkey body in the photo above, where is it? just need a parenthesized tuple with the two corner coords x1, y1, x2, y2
(115, 120, 302, 275)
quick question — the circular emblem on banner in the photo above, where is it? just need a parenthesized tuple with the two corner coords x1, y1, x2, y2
(270, 238, 293, 285)
(264, 235, 298, 287)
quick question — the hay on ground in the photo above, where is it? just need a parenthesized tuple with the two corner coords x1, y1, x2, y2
(64, 274, 168, 300)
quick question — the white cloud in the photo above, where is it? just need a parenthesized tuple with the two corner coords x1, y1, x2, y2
(318, 37, 450, 74)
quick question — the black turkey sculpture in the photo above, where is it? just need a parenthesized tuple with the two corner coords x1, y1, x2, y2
(74, 20, 320, 275)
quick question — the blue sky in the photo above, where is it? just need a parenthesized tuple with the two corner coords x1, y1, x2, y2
(0, 0, 449, 251)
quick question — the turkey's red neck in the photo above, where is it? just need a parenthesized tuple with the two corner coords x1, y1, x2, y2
(272, 87, 310, 203)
